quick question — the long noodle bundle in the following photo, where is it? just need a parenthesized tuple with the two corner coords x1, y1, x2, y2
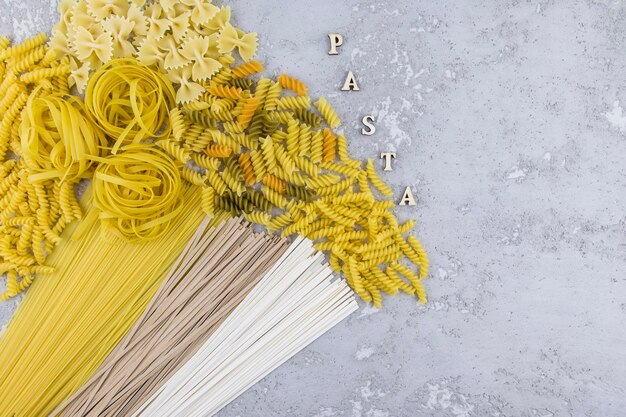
(53, 217, 289, 417)
(90, 145, 184, 241)
(134, 237, 358, 417)
(84, 58, 175, 153)
(20, 91, 107, 182)
(0, 187, 207, 417)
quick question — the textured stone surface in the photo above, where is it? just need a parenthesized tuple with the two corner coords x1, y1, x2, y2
(2, 0, 626, 416)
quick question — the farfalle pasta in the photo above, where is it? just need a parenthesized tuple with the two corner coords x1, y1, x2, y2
(50, 0, 258, 100)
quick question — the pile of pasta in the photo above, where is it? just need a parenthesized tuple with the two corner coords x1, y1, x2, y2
(151, 66, 429, 307)
(0, 0, 428, 307)
(0, 1, 431, 415)
(0, 34, 105, 300)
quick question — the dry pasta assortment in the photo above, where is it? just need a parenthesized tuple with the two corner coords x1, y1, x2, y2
(0, 35, 92, 300)
(0, 0, 429, 415)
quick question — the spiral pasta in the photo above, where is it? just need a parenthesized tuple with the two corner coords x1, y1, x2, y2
(264, 82, 281, 112)
(278, 73, 308, 96)
(156, 139, 191, 163)
(238, 153, 256, 185)
(209, 83, 244, 99)
(237, 96, 261, 128)
(204, 143, 232, 158)
(277, 95, 311, 110)
(322, 128, 337, 162)
(315, 97, 340, 128)
(231, 60, 264, 79)
(0, 32, 47, 60)
(366, 158, 393, 196)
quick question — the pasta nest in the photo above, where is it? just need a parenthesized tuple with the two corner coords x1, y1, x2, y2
(20, 92, 108, 182)
(91, 144, 184, 241)
(85, 58, 175, 153)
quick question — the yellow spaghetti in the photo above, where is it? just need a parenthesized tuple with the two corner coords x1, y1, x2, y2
(0, 187, 207, 417)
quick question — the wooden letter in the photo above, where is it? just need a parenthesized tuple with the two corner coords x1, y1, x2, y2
(341, 71, 360, 91)
(380, 152, 396, 171)
(399, 186, 417, 206)
(328, 33, 343, 55)
(361, 115, 376, 135)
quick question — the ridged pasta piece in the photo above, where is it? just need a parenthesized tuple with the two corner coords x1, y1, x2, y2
(285, 119, 300, 158)
(232, 76, 254, 90)
(320, 160, 359, 178)
(276, 95, 311, 110)
(182, 100, 211, 111)
(366, 158, 393, 196)
(191, 153, 220, 170)
(169, 108, 188, 140)
(298, 124, 312, 157)
(322, 128, 337, 162)
(231, 60, 264, 78)
(262, 172, 286, 194)
(204, 143, 232, 158)
(238, 153, 256, 185)
(0, 32, 47, 60)
(306, 173, 341, 189)
(314, 97, 341, 128)
(264, 81, 281, 112)
(294, 155, 320, 177)
(237, 96, 261, 128)
(314, 177, 354, 196)
(260, 136, 277, 173)
(285, 183, 313, 202)
(243, 210, 271, 225)
(181, 167, 205, 185)
(208, 82, 244, 99)
(246, 150, 265, 178)
(156, 139, 191, 163)
(309, 130, 324, 163)
(210, 130, 241, 153)
(19, 64, 70, 84)
(337, 133, 361, 168)
(294, 108, 322, 128)
(277, 73, 308, 96)
(408, 235, 429, 279)
(10, 45, 46, 73)
(185, 110, 218, 128)
(211, 97, 237, 113)
(221, 157, 246, 196)
(205, 170, 228, 195)
(274, 144, 296, 175)
(200, 186, 215, 216)
(261, 185, 288, 209)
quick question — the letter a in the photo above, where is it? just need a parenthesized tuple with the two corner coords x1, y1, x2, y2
(341, 71, 360, 91)
(398, 186, 417, 206)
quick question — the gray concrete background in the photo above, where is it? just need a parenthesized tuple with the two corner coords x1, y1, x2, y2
(2, 0, 626, 416)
